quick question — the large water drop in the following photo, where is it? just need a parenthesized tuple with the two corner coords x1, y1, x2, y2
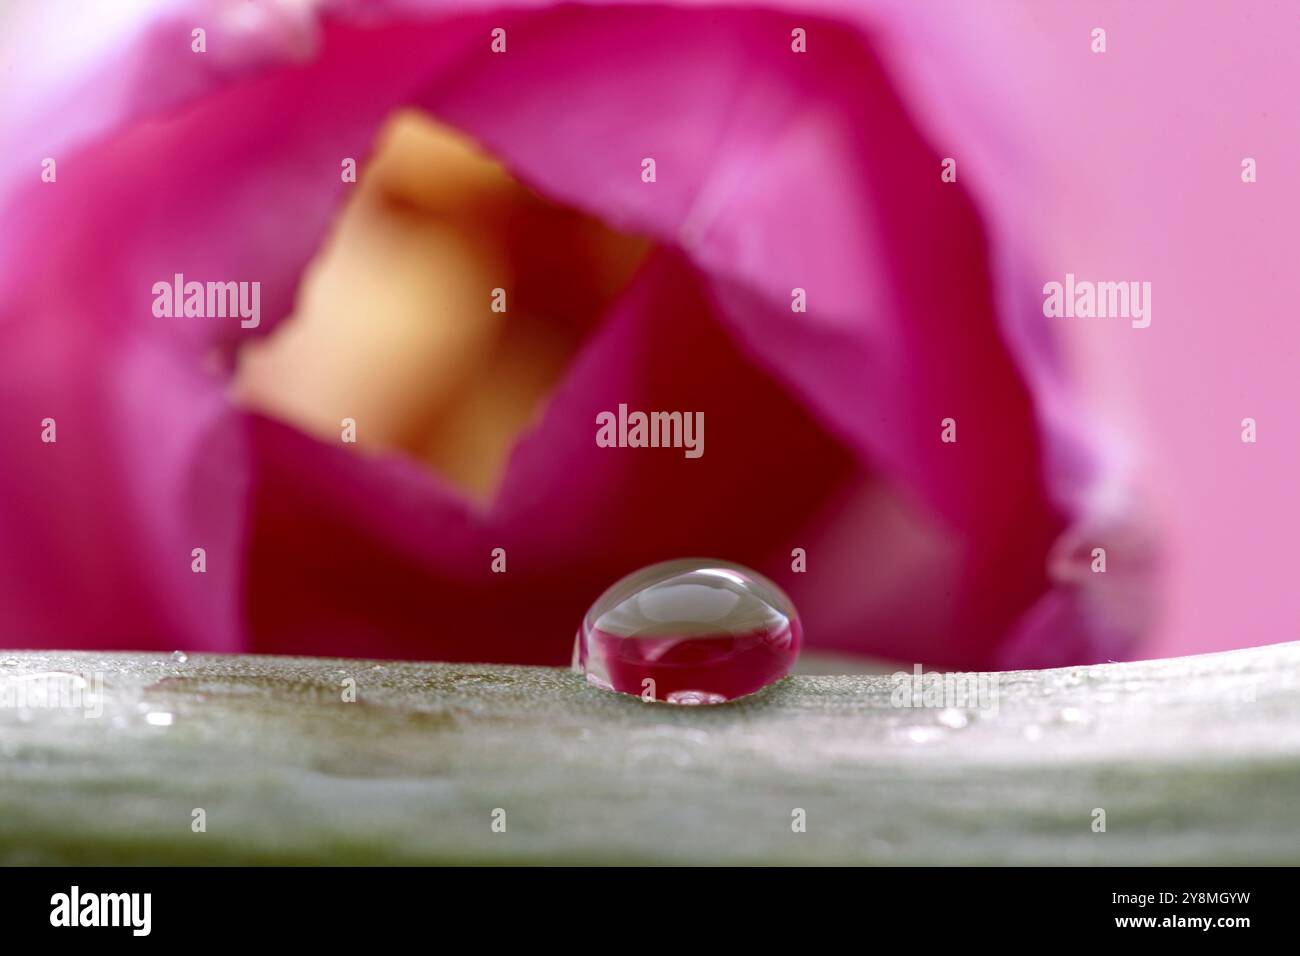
(574, 559, 801, 704)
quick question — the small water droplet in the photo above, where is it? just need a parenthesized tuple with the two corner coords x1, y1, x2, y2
(905, 726, 945, 744)
(1023, 724, 1044, 741)
(574, 559, 801, 704)
(144, 711, 174, 727)
(1059, 707, 1091, 725)
(936, 708, 969, 729)
(171, 650, 188, 664)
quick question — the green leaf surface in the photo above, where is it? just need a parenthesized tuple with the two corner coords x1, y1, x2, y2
(1, 644, 1297, 864)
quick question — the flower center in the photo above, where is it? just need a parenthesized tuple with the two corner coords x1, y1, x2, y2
(233, 109, 649, 501)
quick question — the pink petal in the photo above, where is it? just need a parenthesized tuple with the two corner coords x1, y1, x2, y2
(0, 0, 1142, 666)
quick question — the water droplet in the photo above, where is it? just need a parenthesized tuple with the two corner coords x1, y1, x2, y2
(574, 559, 801, 704)
(1023, 724, 1044, 741)
(1059, 707, 1092, 725)
(936, 707, 969, 729)
(904, 726, 945, 744)
(171, 650, 188, 664)
(144, 711, 174, 727)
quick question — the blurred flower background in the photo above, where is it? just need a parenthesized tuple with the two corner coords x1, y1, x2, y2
(1, 0, 1297, 670)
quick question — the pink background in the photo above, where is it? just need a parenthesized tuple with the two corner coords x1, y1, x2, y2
(1008, 2, 1300, 658)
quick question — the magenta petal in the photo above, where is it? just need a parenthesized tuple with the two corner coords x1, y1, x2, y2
(243, 251, 857, 663)
(419, 4, 1134, 665)
(0, 317, 247, 651)
(0, 1, 1143, 666)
